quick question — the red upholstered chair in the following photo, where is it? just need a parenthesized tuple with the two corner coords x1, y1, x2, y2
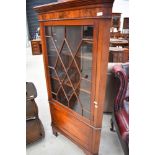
(110, 63, 129, 155)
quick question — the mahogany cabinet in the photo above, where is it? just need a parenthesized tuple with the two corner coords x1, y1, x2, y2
(34, 0, 114, 154)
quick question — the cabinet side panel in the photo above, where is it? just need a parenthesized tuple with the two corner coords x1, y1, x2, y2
(92, 19, 112, 153)
(95, 19, 111, 127)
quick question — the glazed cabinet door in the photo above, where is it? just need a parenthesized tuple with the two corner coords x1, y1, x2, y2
(43, 22, 97, 122)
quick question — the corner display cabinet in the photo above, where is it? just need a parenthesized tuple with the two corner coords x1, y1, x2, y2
(34, 0, 114, 154)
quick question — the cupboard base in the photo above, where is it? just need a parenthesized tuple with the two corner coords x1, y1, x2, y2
(51, 123, 98, 155)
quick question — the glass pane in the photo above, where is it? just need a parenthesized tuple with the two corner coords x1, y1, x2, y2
(46, 37, 58, 67)
(80, 78, 91, 93)
(45, 26, 52, 36)
(83, 26, 93, 39)
(52, 26, 64, 51)
(49, 68, 56, 78)
(47, 25, 93, 120)
(48, 54, 57, 67)
(76, 90, 91, 112)
(52, 93, 57, 100)
(67, 61, 80, 89)
(69, 94, 82, 115)
(51, 78, 60, 94)
(49, 68, 60, 94)
(66, 26, 82, 55)
(63, 83, 73, 100)
(55, 57, 66, 82)
(46, 37, 56, 55)
(83, 110, 90, 119)
(75, 41, 92, 81)
(113, 17, 119, 28)
(60, 42, 72, 70)
(57, 87, 68, 106)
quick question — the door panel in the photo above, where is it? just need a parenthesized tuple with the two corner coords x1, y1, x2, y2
(44, 24, 95, 121)
(51, 103, 93, 150)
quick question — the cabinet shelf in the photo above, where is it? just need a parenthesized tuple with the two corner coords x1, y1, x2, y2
(48, 66, 91, 83)
(45, 36, 93, 41)
(82, 38, 93, 44)
(76, 53, 93, 61)
(81, 77, 91, 83)
(52, 92, 57, 95)
(80, 88, 90, 94)
(54, 50, 92, 61)
(48, 66, 55, 69)
(45, 35, 52, 38)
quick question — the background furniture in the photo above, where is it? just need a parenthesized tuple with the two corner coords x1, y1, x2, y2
(31, 39, 42, 55)
(110, 31, 121, 38)
(26, 82, 45, 145)
(110, 38, 129, 48)
(110, 64, 129, 155)
(122, 17, 129, 40)
(109, 47, 129, 63)
(34, 0, 114, 154)
(111, 13, 121, 32)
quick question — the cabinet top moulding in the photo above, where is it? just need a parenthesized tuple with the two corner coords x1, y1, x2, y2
(33, 0, 114, 20)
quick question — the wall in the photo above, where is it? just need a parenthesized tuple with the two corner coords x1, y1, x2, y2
(112, 0, 129, 30)
(26, 0, 57, 40)
(26, 0, 129, 40)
